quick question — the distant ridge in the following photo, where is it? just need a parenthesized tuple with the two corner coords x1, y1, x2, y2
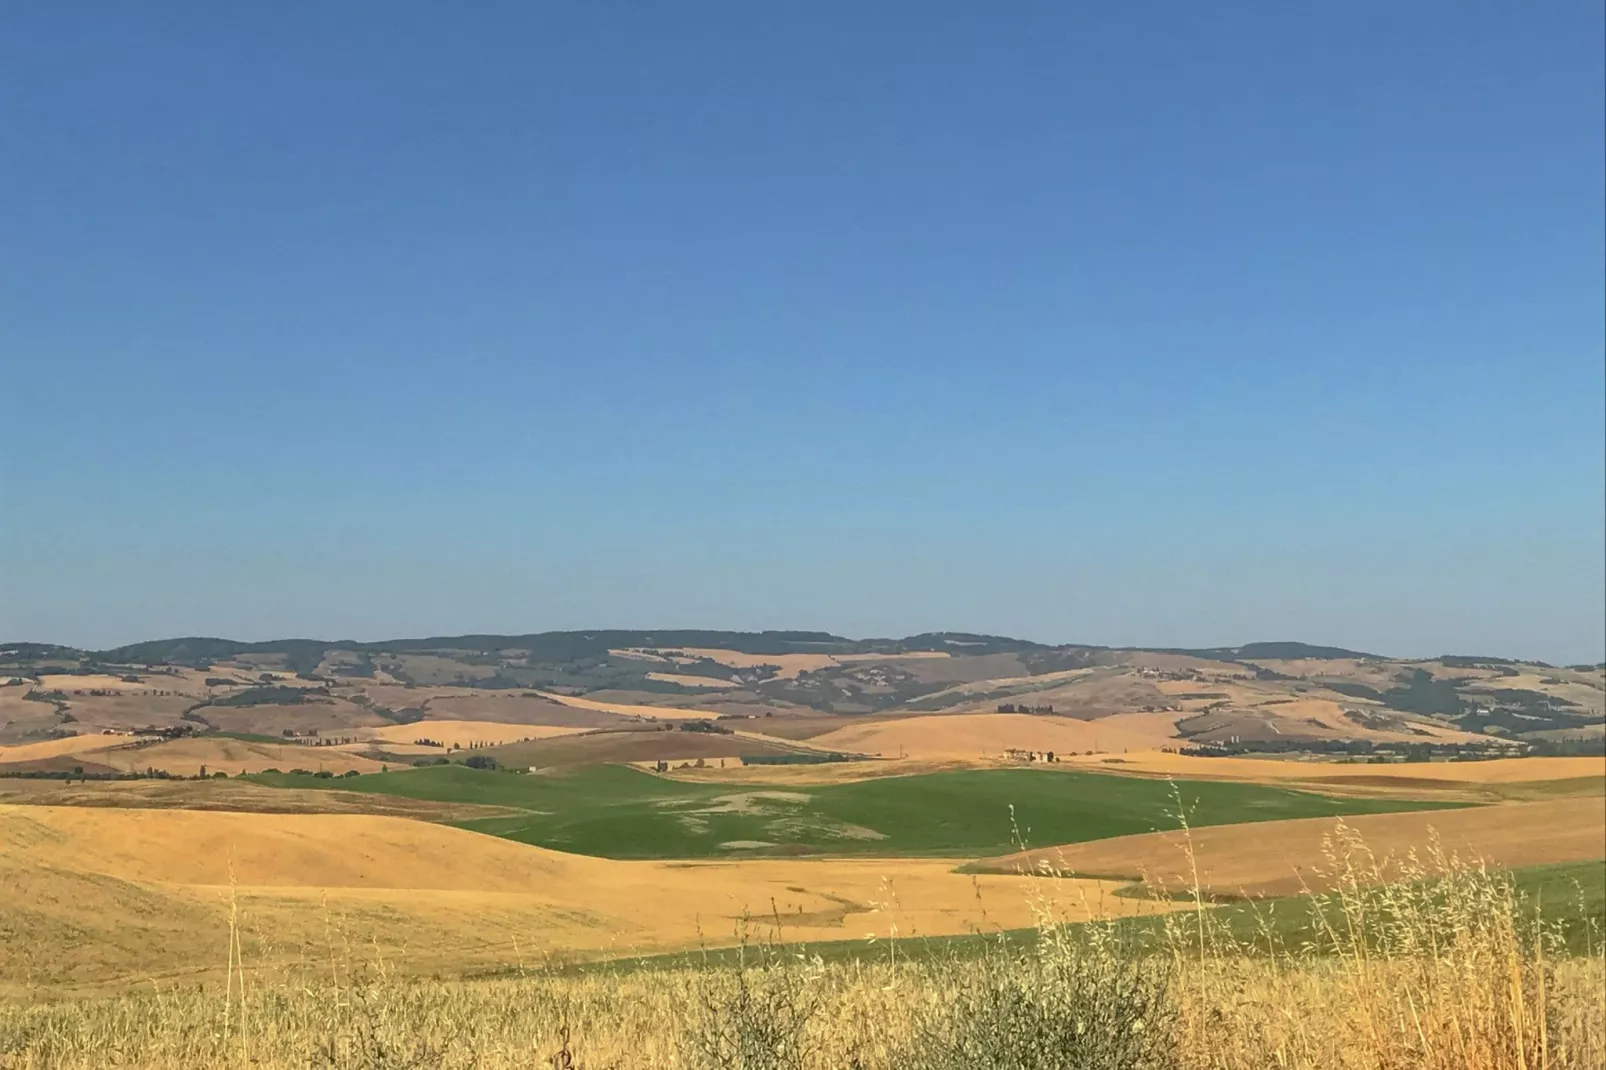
(10, 631, 1390, 668)
(1163, 641, 1380, 661)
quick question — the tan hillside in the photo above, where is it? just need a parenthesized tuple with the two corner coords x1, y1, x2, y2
(85, 737, 388, 775)
(530, 690, 723, 719)
(0, 776, 517, 821)
(363, 719, 583, 749)
(0, 733, 131, 763)
(0, 804, 1172, 995)
(645, 671, 736, 688)
(807, 712, 1178, 759)
(1057, 751, 1606, 786)
(975, 797, 1606, 898)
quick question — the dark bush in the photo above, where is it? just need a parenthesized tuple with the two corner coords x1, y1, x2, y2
(687, 946, 817, 1070)
(909, 935, 1177, 1070)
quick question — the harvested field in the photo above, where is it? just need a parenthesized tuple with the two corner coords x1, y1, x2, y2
(0, 804, 1165, 994)
(653, 757, 977, 784)
(0, 733, 132, 762)
(621, 648, 954, 681)
(1245, 658, 1407, 688)
(974, 797, 1606, 899)
(84, 737, 387, 776)
(45, 692, 196, 732)
(530, 690, 723, 720)
(364, 720, 584, 749)
(484, 727, 803, 767)
(1059, 751, 1605, 786)
(35, 674, 151, 692)
(644, 672, 736, 688)
(1474, 673, 1606, 715)
(196, 700, 386, 737)
(807, 712, 1169, 759)
(631, 648, 838, 679)
(414, 690, 632, 727)
(0, 695, 75, 744)
(1091, 709, 1187, 743)
(0, 776, 516, 821)
(740, 714, 876, 740)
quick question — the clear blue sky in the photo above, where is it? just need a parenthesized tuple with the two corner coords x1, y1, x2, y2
(2, 3, 1602, 662)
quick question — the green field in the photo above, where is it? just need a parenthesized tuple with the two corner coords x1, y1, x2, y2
(249, 764, 1467, 860)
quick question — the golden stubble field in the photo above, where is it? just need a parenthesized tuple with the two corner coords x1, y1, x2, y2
(0, 803, 1171, 996)
(613, 647, 952, 681)
(657, 750, 1603, 792)
(1055, 751, 1606, 788)
(976, 796, 1606, 897)
(0, 734, 388, 776)
(806, 712, 1174, 758)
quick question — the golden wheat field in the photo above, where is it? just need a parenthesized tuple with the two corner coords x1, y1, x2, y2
(616, 647, 952, 681)
(0, 775, 518, 820)
(1058, 751, 1605, 785)
(805, 712, 1173, 758)
(0, 803, 1168, 996)
(0, 825, 1600, 1069)
(646, 671, 740, 688)
(0, 734, 389, 776)
(0, 734, 127, 763)
(361, 719, 584, 748)
(977, 796, 1606, 896)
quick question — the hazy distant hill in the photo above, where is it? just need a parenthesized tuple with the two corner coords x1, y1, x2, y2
(2, 631, 1600, 752)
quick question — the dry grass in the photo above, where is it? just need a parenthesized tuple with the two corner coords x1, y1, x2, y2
(1058, 752, 1605, 786)
(653, 756, 980, 785)
(646, 672, 741, 689)
(617, 647, 953, 681)
(85, 737, 387, 776)
(34, 674, 151, 692)
(807, 712, 1174, 759)
(531, 690, 726, 720)
(0, 804, 1164, 997)
(197, 700, 388, 738)
(0, 735, 128, 763)
(0, 735, 389, 776)
(0, 776, 517, 820)
(976, 797, 1606, 897)
(362, 720, 583, 748)
(0, 824, 1599, 1068)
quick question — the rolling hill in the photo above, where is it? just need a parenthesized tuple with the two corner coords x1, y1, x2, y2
(2, 632, 1600, 761)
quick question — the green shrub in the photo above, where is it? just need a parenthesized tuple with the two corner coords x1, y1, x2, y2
(909, 932, 1176, 1070)
(686, 946, 818, 1070)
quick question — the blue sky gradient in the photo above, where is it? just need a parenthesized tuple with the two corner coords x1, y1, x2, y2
(3, 3, 1602, 661)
